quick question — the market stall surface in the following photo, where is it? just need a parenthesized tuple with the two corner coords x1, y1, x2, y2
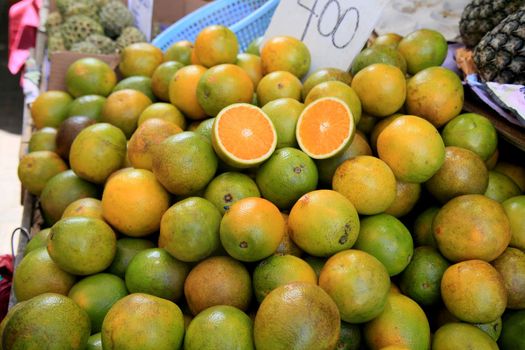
(0, 0, 24, 255)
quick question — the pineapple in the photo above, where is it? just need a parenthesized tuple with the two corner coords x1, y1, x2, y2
(459, 0, 523, 47)
(473, 8, 525, 84)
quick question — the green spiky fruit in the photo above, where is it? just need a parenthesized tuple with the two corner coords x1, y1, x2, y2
(60, 15, 104, 49)
(45, 11, 62, 33)
(116, 27, 147, 50)
(99, 1, 135, 38)
(65, 2, 99, 21)
(70, 41, 102, 54)
(47, 32, 66, 53)
(86, 34, 117, 54)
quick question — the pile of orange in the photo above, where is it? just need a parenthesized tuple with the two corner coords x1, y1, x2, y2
(10, 24, 525, 350)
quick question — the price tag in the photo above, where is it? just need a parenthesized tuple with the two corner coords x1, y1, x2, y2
(263, 0, 390, 75)
(128, 0, 154, 41)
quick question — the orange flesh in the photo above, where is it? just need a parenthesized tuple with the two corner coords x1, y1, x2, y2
(299, 99, 351, 156)
(217, 105, 275, 160)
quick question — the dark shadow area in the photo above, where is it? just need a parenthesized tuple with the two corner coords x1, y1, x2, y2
(0, 0, 24, 135)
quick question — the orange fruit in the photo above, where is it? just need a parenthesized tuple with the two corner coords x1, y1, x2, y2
(350, 44, 407, 75)
(125, 248, 190, 301)
(484, 170, 521, 202)
(119, 42, 163, 77)
(13, 247, 76, 301)
(499, 309, 525, 350)
(196, 63, 254, 116)
(332, 155, 397, 215)
(316, 131, 372, 185)
(236, 52, 262, 87)
(184, 305, 254, 350)
(47, 216, 116, 275)
(28, 127, 57, 152)
(261, 98, 304, 149)
(494, 162, 525, 191)
(203, 172, 261, 214)
(3, 293, 91, 349)
(398, 246, 450, 306)
(354, 214, 414, 276)
(159, 197, 222, 262)
(190, 48, 202, 65)
(254, 282, 340, 350)
(351, 63, 406, 117)
(169, 64, 207, 120)
(442, 113, 498, 161)
(406, 66, 464, 127)
(24, 228, 51, 255)
(503, 195, 525, 250)
(275, 213, 303, 257)
(194, 25, 239, 67)
(62, 197, 103, 220)
(101, 293, 185, 350)
(246, 36, 263, 55)
(152, 131, 218, 195)
(440, 259, 507, 323)
(112, 76, 156, 102)
(151, 61, 184, 101)
(211, 103, 277, 168)
(183, 256, 252, 315)
(474, 318, 503, 342)
(68, 273, 128, 333)
(338, 321, 362, 350)
(87, 333, 102, 349)
(303, 255, 326, 278)
(18, 151, 68, 196)
(67, 95, 106, 121)
(102, 168, 170, 237)
(296, 97, 355, 159)
(127, 118, 183, 170)
(255, 147, 318, 209)
(357, 112, 378, 135)
(69, 123, 127, 184)
(432, 323, 499, 350)
(305, 80, 362, 124)
(164, 40, 193, 65)
(107, 237, 155, 278)
(486, 149, 499, 169)
(369, 113, 402, 152)
(377, 115, 445, 183)
(413, 206, 439, 247)
(66, 57, 117, 97)
(261, 36, 311, 78)
(302, 67, 353, 100)
(384, 180, 421, 218)
(373, 33, 403, 48)
(253, 254, 317, 303)
(220, 197, 285, 262)
(30, 90, 73, 129)
(319, 249, 391, 323)
(492, 247, 525, 309)
(425, 146, 489, 203)
(363, 293, 431, 350)
(432, 194, 511, 262)
(194, 117, 215, 141)
(397, 29, 448, 74)
(256, 70, 302, 106)
(138, 102, 186, 130)
(40, 169, 99, 225)
(55, 116, 97, 160)
(288, 189, 360, 257)
(101, 89, 152, 138)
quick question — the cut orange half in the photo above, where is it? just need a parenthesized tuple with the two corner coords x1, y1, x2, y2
(296, 97, 355, 159)
(212, 103, 277, 168)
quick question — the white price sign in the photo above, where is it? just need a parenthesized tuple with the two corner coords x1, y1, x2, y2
(263, 0, 390, 75)
(128, 0, 154, 41)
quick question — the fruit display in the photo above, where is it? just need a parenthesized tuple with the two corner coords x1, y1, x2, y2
(7, 10, 525, 349)
(45, 0, 147, 54)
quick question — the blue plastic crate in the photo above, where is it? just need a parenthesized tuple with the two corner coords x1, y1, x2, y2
(152, 0, 279, 52)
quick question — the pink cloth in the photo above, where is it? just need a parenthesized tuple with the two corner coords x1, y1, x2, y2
(8, 0, 42, 75)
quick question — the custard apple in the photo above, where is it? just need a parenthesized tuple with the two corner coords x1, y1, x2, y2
(70, 41, 102, 54)
(86, 34, 117, 54)
(116, 27, 147, 50)
(45, 11, 62, 33)
(99, 1, 135, 38)
(60, 15, 104, 49)
(47, 32, 66, 53)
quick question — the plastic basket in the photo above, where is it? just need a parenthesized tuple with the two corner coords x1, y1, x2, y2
(152, 0, 279, 52)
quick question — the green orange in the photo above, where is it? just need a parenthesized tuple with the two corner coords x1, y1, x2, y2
(194, 25, 238, 67)
(397, 28, 448, 74)
(261, 36, 311, 79)
(66, 57, 117, 97)
(256, 70, 302, 106)
(18, 150, 68, 196)
(30, 90, 73, 129)
(203, 172, 261, 214)
(305, 80, 362, 124)
(119, 42, 164, 77)
(261, 98, 304, 149)
(302, 67, 353, 100)
(151, 61, 184, 101)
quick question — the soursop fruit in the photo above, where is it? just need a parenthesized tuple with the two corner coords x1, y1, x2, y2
(85, 34, 117, 54)
(99, 1, 135, 38)
(473, 8, 525, 84)
(60, 15, 104, 49)
(45, 11, 62, 33)
(70, 41, 102, 54)
(55, 0, 75, 16)
(459, 0, 524, 47)
(47, 32, 66, 53)
(64, 2, 99, 21)
(116, 27, 147, 50)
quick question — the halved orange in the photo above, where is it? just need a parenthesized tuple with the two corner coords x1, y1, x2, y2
(296, 97, 355, 159)
(211, 103, 277, 168)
